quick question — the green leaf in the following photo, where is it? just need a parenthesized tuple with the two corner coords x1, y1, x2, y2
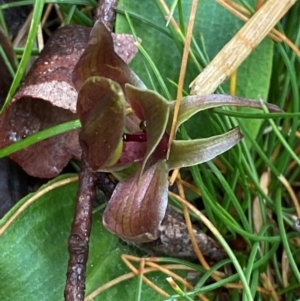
(167, 127, 243, 169)
(234, 39, 274, 142)
(0, 174, 78, 300)
(77, 77, 125, 170)
(0, 174, 185, 301)
(125, 85, 170, 174)
(103, 160, 169, 243)
(0, 120, 81, 159)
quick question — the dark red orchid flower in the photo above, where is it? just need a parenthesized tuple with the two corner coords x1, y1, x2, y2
(73, 21, 282, 243)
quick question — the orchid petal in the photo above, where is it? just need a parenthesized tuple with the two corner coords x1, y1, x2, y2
(167, 127, 243, 169)
(169, 94, 282, 131)
(77, 77, 125, 171)
(125, 85, 170, 174)
(72, 21, 145, 92)
(103, 160, 169, 243)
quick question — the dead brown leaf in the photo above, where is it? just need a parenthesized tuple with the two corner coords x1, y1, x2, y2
(0, 25, 89, 178)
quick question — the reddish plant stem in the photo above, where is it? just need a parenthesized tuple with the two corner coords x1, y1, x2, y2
(64, 153, 97, 301)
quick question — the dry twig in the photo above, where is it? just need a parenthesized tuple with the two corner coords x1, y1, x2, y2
(64, 153, 97, 301)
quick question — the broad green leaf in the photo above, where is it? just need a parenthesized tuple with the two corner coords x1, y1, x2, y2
(167, 127, 243, 169)
(235, 39, 273, 143)
(72, 21, 145, 92)
(103, 160, 169, 243)
(0, 174, 186, 301)
(125, 84, 170, 174)
(171, 94, 283, 132)
(0, 175, 78, 301)
(77, 77, 125, 170)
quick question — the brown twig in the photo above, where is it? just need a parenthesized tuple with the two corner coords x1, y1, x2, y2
(95, 0, 119, 31)
(64, 152, 97, 301)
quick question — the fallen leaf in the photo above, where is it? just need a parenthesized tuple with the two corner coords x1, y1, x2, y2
(0, 25, 89, 178)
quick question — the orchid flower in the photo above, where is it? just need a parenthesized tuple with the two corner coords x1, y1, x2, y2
(73, 21, 282, 243)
